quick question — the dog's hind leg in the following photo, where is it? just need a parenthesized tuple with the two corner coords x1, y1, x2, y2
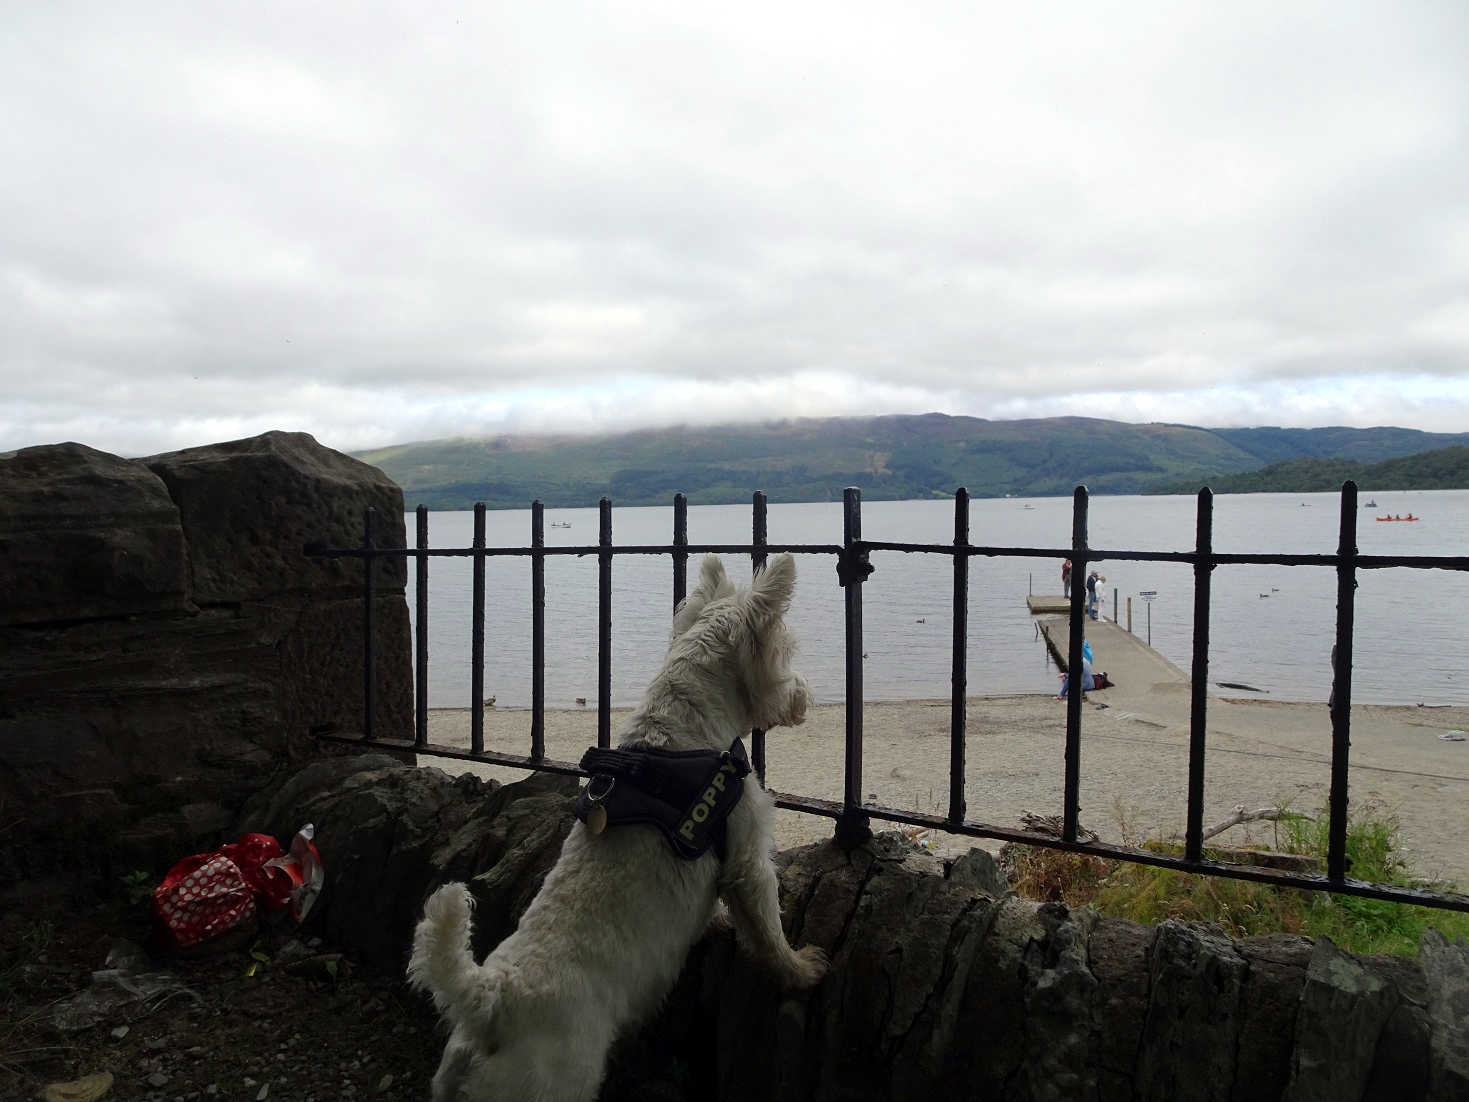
(472, 1034, 606, 1102)
(429, 1038, 478, 1102)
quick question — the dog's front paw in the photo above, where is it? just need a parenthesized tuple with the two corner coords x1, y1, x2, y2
(786, 943, 829, 989)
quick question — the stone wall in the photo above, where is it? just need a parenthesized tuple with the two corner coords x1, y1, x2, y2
(241, 754, 1469, 1102)
(0, 431, 412, 886)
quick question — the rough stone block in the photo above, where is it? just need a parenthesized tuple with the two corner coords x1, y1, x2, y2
(143, 430, 406, 604)
(1, 431, 414, 883)
(1090, 916, 1156, 1094)
(1016, 902, 1100, 1102)
(1285, 936, 1400, 1101)
(1136, 921, 1247, 1102)
(276, 592, 414, 747)
(1234, 934, 1313, 1101)
(1420, 930, 1469, 1100)
(0, 442, 189, 625)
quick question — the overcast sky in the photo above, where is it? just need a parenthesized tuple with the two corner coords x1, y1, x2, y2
(3, 2, 1466, 458)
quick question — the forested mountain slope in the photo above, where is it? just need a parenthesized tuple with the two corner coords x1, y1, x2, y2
(355, 415, 1469, 509)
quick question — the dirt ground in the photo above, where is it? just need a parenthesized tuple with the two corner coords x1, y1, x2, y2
(0, 893, 442, 1102)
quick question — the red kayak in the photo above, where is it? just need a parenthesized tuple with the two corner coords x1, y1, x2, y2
(1376, 515, 1419, 522)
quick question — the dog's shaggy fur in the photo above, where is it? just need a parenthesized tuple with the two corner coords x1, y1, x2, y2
(408, 553, 828, 1101)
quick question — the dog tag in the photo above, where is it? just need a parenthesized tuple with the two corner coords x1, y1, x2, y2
(587, 803, 607, 835)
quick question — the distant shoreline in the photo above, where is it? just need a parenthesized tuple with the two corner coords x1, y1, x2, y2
(354, 414, 1469, 511)
(388, 484, 1463, 512)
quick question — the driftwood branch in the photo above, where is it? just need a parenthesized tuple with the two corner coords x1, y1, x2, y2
(1019, 810, 1099, 843)
(1201, 804, 1309, 841)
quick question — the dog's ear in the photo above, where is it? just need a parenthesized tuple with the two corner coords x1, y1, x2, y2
(746, 552, 796, 623)
(673, 554, 734, 636)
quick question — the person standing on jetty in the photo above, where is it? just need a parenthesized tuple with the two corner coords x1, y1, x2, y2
(1062, 558, 1072, 598)
(1086, 570, 1101, 620)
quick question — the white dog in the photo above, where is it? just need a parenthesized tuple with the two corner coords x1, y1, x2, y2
(409, 553, 828, 1101)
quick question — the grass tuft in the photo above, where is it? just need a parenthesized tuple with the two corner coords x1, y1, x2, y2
(1008, 804, 1469, 956)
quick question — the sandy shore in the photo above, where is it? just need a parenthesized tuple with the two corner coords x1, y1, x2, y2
(422, 691, 1469, 886)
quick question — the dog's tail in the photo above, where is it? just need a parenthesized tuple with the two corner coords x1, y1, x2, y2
(407, 882, 485, 1026)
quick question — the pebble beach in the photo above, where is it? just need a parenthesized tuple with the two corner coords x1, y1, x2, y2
(423, 686, 1469, 887)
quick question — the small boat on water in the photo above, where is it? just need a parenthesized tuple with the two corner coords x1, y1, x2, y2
(550, 521, 572, 528)
(1363, 500, 1378, 508)
(1376, 515, 1419, 522)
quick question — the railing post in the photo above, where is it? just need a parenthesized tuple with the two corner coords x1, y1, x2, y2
(673, 493, 688, 612)
(1063, 487, 1088, 842)
(361, 506, 376, 742)
(751, 490, 769, 781)
(415, 505, 429, 748)
(1184, 488, 1214, 861)
(531, 501, 545, 759)
(598, 497, 613, 749)
(1328, 481, 1359, 880)
(949, 487, 969, 826)
(470, 503, 486, 754)
(836, 487, 872, 849)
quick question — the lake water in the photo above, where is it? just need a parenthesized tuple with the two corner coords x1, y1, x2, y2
(406, 489, 1469, 710)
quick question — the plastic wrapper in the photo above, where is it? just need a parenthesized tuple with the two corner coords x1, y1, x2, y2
(152, 825, 324, 949)
(51, 940, 201, 1030)
(263, 824, 324, 923)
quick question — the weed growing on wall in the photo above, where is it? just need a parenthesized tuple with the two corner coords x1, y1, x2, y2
(1008, 804, 1469, 956)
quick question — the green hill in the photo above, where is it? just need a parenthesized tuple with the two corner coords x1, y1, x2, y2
(1155, 445, 1469, 495)
(1210, 425, 1469, 465)
(354, 415, 1469, 509)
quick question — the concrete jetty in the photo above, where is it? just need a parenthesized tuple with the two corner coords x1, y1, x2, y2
(1027, 608, 1469, 887)
(1025, 594, 1071, 614)
(1037, 616, 1192, 711)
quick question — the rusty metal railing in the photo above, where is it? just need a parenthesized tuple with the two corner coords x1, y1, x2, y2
(306, 482, 1469, 913)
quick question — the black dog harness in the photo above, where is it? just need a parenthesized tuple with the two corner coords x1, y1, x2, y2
(574, 738, 752, 860)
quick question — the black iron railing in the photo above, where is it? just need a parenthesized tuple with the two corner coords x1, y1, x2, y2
(306, 482, 1469, 913)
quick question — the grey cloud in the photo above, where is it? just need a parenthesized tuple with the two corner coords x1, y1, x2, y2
(2, 1, 1466, 456)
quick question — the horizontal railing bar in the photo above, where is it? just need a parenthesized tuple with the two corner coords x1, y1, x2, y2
(305, 542, 846, 559)
(866, 541, 1469, 571)
(1210, 552, 1469, 570)
(316, 732, 586, 778)
(309, 541, 1469, 573)
(865, 541, 1192, 562)
(768, 791, 1469, 913)
(1355, 554, 1469, 571)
